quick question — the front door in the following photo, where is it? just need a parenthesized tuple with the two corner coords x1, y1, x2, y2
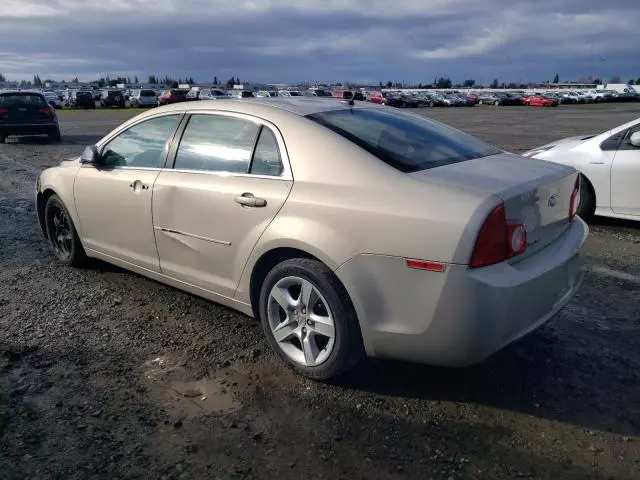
(74, 113, 181, 271)
(611, 124, 640, 216)
(152, 113, 292, 298)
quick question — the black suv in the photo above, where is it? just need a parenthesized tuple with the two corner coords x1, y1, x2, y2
(72, 91, 96, 109)
(0, 91, 61, 143)
(100, 90, 126, 108)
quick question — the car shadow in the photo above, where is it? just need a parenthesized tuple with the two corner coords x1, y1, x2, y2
(78, 260, 640, 437)
(0, 341, 607, 479)
(331, 323, 640, 437)
(592, 215, 640, 230)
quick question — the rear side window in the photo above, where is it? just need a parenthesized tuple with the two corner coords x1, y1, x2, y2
(0, 93, 47, 107)
(306, 109, 501, 172)
(250, 128, 283, 176)
(174, 115, 259, 173)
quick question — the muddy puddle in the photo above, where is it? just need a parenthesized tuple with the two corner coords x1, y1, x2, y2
(143, 355, 248, 420)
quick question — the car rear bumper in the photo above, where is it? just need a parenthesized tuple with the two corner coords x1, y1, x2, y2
(335, 217, 588, 367)
(0, 123, 58, 136)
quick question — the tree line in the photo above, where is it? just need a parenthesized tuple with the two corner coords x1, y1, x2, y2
(2, 72, 640, 89)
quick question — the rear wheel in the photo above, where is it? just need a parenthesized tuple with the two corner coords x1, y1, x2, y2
(44, 195, 88, 267)
(259, 258, 364, 380)
(577, 174, 596, 221)
(0, 135, 5, 144)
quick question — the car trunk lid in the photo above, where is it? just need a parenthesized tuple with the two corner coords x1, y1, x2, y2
(410, 152, 579, 259)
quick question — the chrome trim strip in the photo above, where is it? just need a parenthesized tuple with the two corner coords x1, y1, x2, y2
(154, 226, 231, 245)
(169, 168, 291, 181)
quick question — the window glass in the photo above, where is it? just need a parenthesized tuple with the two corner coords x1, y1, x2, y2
(0, 93, 47, 107)
(251, 128, 283, 176)
(307, 108, 501, 172)
(101, 115, 179, 168)
(174, 115, 259, 173)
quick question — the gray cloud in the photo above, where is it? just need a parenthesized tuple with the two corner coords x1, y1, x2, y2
(1, 0, 638, 83)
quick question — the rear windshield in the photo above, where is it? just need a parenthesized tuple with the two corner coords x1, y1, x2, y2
(140, 90, 156, 96)
(0, 93, 47, 107)
(306, 109, 502, 173)
(107, 90, 121, 95)
(77, 92, 92, 98)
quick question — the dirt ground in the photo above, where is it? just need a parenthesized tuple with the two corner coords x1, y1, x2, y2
(1, 103, 640, 480)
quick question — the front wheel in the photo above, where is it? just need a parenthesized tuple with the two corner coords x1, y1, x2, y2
(44, 195, 88, 267)
(259, 258, 364, 380)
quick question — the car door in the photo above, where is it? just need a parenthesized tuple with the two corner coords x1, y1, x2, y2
(152, 112, 293, 299)
(74, 113, 182, 271)
(610, 123, 640, 216)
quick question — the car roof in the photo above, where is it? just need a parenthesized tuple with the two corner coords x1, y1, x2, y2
(155, 97, 382, 117)
(0, 90, 45, 97)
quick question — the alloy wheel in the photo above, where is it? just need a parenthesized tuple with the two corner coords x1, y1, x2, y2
(267, 276, 336, 367)
(50, 207, 72, 259)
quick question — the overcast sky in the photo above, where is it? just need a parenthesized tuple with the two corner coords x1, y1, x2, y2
(1, 0, 639, 84)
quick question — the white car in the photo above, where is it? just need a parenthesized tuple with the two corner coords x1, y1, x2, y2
(278, 90, 302, 97)
(129, 89, 158, 107)
(523, 118, 640, 221)
(42, 91, 62, 109)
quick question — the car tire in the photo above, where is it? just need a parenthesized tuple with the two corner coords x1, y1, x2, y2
(259, 258, 364, 380)
(48, 128, 61, 143)
(44, 194, 88, 267)
(577, 174, 596, 221)
(0, 135, 5, 144)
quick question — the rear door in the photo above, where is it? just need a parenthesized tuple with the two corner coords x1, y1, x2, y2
(152, 112, 292, 298)
(610, 123, 640, 216)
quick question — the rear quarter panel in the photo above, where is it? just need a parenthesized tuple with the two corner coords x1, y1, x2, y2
(234, 111, 492, 304)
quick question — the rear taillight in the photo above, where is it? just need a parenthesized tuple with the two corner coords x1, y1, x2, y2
(569, 176, 580, 222)
(0, 108, 7, 118)
(470, 203, 527, 269)
(39, 106, 55, 116)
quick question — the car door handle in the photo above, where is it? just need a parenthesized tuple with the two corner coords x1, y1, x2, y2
(234, 192, 267, 207)
(129, 180, 149, 192)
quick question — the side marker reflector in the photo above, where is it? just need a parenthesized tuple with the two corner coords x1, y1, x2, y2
(406, 259, 446, 272)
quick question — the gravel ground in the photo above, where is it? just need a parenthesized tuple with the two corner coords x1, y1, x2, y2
(1, 104, 640, 480)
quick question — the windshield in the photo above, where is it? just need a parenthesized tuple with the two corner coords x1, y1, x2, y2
(306, 108, 501, 173)
(140, 90, 156, 96)
(289, 91, 301, 96)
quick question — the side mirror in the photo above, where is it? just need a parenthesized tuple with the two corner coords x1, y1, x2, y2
(630, 132, 640, 148)
(80, 145, 100, 165)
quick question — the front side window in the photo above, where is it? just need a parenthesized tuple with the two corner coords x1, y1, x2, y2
(307, 108, 501, 172)
(100, 115, 179, 168)
(250, 128, 283, 176)
(174, 115, 260, 173)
